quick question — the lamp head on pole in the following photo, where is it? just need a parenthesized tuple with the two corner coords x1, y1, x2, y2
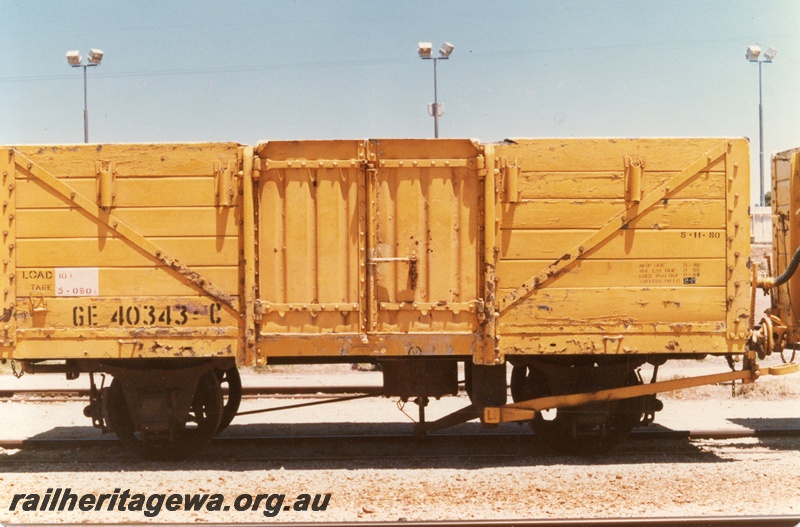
(418, 42, 432, 59)
(745, 44, 761, 62)
(439, 42, 454, 58)
(88, 49, 104, 65)
(66, 50, 82, 66)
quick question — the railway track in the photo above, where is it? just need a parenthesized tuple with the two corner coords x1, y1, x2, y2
(1, 428, 798, 453)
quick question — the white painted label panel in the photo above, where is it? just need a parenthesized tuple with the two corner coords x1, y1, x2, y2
(55, 267, 99, 296)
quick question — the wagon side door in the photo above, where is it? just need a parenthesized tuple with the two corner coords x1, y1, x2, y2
(366, 139, 485, 350)
(254, 140, 367, 360)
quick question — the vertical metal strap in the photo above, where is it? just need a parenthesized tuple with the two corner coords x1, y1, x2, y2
(241, 147, 257, 366)
(0, 149, 16, 354)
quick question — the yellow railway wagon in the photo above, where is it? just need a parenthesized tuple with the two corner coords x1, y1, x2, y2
(761, 148, 800, 358)
(2, 138, 793, 458)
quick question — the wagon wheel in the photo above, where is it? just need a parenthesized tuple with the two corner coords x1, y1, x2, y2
(214, 366, 242, 433)
(107, 371, 223, 460)
(510, 364, 644, 455)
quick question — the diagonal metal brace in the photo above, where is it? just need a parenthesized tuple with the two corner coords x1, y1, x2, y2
(11, 149, 236, 309)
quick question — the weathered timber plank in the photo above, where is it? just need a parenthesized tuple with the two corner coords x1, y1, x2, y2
(16, 208, 239, 238)
(12, 143, 240, 177)
(17, 266, 238, 297)
(518, 170, 725, 200)
(497, 287, 726, 327)
(17, 178, 221, 209)
(497, 138, 730, 171)
(17, 238, 238, 267)
(499, 229, 727, 260)
(501, 199, 725, 230)
(496, 259, 726, 289)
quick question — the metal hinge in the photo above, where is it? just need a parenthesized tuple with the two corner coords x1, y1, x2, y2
(214, 160, 237, 207)
(95, 161, 116, 211)
(624, 156, 645, 203)
(501, 157, 520, 203)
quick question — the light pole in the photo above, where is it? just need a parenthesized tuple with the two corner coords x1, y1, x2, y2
(66, 49, 104, 143)
(746, 44, 777, 206)
(418, 42, 454, 138)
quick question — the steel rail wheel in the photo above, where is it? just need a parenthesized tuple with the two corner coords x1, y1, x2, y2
(510, 363, 645, 455)
(107, 371, 223, 460)
(214, 366, 242, 433)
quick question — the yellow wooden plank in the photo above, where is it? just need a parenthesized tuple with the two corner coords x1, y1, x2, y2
(501, 199, 725, 230)
(13, 143, 240, 177)
(16, 208, 239, 238)
(17, 267, 238, 297)
(497, 259, 727, 289)
(374, 306, 479, 333)
(518, 170, 725, 200)
(259, 333, 478, 357)
(17, 238, 238, 267)
(314, 168, 361, 303)
(498, 138, 730, 171)
(499, 333, 741, 356)
(16, 296, 240, 331)
(258, 172, 287, 303)
(16, 178, 220, 209)
(13, 336, 239, 360)
(775, 178, 790, 208)
(283, 172, 316, 303)
(498, 287, 726, 327)
(369, 138, 481, 160)
(259, 312, 362, 334)
(256, 139, 365, 161)
(500, 229, 727, 260)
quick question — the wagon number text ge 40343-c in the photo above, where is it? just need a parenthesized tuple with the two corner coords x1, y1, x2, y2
(70, 304, 225, 327)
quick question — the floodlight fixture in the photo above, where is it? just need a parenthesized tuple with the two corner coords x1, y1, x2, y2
(66, 50, 82, 66)
(88, 49, 104, 65)
(439, 42, 454, 58)
(65, 48, 104, 143)
(418, 39, 454, 138)
(745, 44, 777, 206)
(418, 42, 432, 59)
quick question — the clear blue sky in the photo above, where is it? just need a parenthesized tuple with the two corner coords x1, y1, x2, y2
(2, 0, 798, 205)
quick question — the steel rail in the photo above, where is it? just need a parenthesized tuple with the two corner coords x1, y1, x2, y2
(2, 428, 798, 451)
(3, 515, 800, 527)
